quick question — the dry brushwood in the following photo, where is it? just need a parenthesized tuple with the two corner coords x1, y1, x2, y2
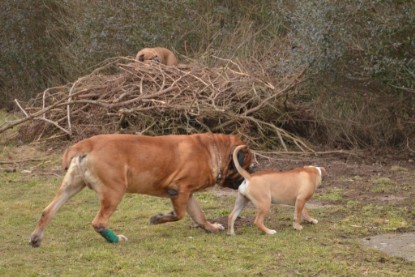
(6, 56, 312, 151)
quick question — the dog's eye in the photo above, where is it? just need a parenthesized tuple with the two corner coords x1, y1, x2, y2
(138, 55, 145, 62)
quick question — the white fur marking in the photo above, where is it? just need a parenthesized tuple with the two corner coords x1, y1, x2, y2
(267, 230, 277, 235)
(315, 166, 322, 176)
(238, 180, 249, 196)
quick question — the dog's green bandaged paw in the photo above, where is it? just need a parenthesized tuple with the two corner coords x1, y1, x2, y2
(99, 229, 119, 243)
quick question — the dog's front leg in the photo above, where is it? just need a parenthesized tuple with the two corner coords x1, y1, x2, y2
(187, 194, 224, 233)
(92, 186, 128, 244)
(293, 197, 306, 230)
(254, 201, 276, 235)
(149, 191, 190, 225)
(302, 208, 318, 224)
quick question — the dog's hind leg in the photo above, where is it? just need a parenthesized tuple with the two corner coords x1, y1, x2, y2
(227, 193, 249, 235)
(187, 194, 224, 233)
(91, 186, 127, 244)
(149, 190, 191, 226)
(30, 158, 86, 247)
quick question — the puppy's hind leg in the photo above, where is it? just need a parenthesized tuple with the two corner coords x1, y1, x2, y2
(30, 158, 86, 247)
(227, 193, 250, 235)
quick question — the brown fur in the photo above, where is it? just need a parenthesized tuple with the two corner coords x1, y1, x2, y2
(228, 145, 327, 235)
(135, 47, 178, 66)
(30, 133, 252, 247)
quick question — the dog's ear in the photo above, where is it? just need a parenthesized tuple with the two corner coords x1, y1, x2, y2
(237, 148, 246, 166)
(230, 145, 251, 170)
(223, 145, 252, 190)
(138, 54, 145, 62)
(319, 167, 328, 177)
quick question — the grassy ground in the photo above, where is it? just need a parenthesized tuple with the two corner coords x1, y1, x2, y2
(1, 112, 415, 276)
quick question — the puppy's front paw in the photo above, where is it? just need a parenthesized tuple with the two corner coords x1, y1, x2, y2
(293, 223, 303, 230)
(266, 229, 277, 235)
(211, 222, 225, 232)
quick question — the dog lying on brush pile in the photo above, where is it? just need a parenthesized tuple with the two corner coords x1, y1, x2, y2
(136, 47, 178, 66)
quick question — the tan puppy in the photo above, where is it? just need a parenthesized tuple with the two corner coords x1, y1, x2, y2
(228, 145, 327, 235)
(29, 133, 252, 247)
(135, 47, 178, 66)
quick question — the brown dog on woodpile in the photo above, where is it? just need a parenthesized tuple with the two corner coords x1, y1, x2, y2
(228, 145, 326, 235)
(29, 133, 252, 247)
(136, 47, 178, 66)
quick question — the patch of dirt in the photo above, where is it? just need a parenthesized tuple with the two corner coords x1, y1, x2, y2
(362, 233, 415, 262)
(213, 215, 255, 229)
(0, 144, 61, 176)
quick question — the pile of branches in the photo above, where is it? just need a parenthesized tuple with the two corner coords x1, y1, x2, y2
(4, 57, 311, 151)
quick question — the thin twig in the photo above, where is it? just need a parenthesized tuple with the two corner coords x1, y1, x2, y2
(0, 158, 46, 164)
(14, 99, 30, 117)
(0, 89, 87, 134)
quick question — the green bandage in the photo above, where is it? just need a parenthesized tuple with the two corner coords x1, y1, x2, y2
(98, 229, 119, 243)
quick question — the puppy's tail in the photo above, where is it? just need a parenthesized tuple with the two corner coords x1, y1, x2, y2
(233, 145, 251, 181)
(62, 140, 93, 170)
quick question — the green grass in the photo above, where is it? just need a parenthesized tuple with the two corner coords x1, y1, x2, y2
(370, 177, 397, 193)
(314, 187, 343, 201)
(0, 169, 414, 277)
(0, 124, 414, 276)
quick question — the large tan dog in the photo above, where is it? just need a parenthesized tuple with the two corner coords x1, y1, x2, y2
(30, 133, 252, 247)
(228, 145, 326, 235)
(136, 47, 178, 66)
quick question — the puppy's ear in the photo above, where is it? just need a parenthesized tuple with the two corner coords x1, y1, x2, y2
(319, 167, 328, 177)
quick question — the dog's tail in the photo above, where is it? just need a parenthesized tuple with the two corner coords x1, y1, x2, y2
(62, 140, 93, 170)
(233, 145, 251, 181)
